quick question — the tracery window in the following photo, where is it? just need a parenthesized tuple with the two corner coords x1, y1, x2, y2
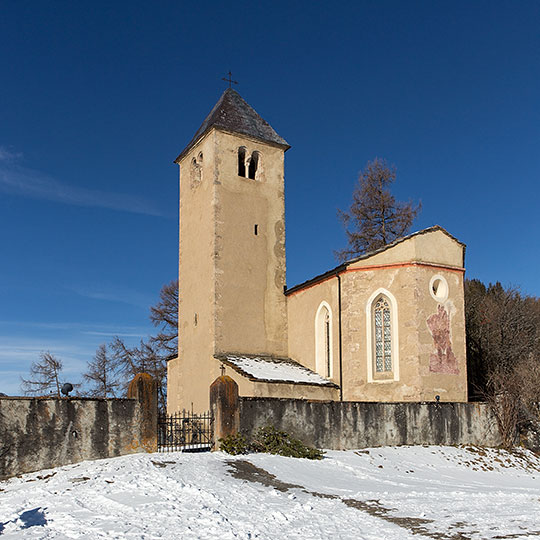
(373, 295, 392, 373)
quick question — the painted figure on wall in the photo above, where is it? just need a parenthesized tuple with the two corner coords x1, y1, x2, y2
(427, 305, 459, 375)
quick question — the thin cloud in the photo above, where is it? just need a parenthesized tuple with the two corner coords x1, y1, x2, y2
(0, 320, 149, 334)
(0, 340, 76, 361)
(0, 337, 94, 372)
(0, 161, 163, 217)
(0, 145, 22, 162)
(70, 286, 153, 309)
(82, 331, 144, 337)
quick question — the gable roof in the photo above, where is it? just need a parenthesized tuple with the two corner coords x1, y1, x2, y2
(175, 88, 290, 163)
(343, 225, 465, 266)
(286, 225, 466, 295)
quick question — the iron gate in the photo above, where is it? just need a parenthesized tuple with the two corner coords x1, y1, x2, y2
(157, 411, 214, 452)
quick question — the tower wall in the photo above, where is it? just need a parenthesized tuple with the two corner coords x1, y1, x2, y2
(213, 131, 288, 358)
(167, 133, 217, 413)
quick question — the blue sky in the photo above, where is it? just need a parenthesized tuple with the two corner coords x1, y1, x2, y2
(1, 1, 539, 395)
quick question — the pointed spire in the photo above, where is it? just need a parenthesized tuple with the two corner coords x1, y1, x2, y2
(175, 88, 289, 163)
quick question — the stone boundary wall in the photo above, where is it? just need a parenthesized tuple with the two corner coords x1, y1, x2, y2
(237, 397, 502, 449)
(0, 375, 158, 480)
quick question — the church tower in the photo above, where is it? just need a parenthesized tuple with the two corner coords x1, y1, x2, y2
(167, 89, 290, 412)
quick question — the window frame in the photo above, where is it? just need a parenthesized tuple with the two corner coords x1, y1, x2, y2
(315, 301, 333, 379)
(365, 288, 400, 383)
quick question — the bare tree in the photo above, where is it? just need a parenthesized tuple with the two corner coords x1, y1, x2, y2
(514, 355, 540, 425)
(465, 280, 540, 397)
(83, 343, 121, 397)
(149, 279, 178, 356)
(336, 158, 421, 261)
(484, 368, 521, 448)
(21, 352, 63, 397)
(465, 279, 540, 448)
(84, 280, 178, 410)
(110, 336, 168, 412)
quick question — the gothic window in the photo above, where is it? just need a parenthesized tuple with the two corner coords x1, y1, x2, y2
(373, 295, 392, 373)
(315, 302, 332, 378)
(248, 151, 259, 179)
(238, 147, 247, 177)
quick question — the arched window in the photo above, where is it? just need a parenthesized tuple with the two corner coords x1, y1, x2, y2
(315, 302, 332, 378)
(238, 147, 247, 177)
(190, 154, 202, 188)
(373, 295, 392, 373)
(366, 289, 400, 383)
(248, 151, 259, 179)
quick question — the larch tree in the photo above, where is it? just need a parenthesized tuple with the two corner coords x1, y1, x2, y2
(21, 351, 63, 397)
(336, 158, 421, 261)
(83, 343, 121, 398)
(110, 336, 169, 413)
(105, 279, 178, 412)
(149, 279, 178, 357)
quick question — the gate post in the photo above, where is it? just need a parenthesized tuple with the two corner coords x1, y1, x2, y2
(128, 373, 158, 453)
(210, 375, 239, 450)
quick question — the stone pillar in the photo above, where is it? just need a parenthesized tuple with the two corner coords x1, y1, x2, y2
(210, 375, 239, 450)
(128, 373, 158, 452)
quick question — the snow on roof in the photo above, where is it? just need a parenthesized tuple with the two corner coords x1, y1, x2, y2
(216, 354, 337, 387)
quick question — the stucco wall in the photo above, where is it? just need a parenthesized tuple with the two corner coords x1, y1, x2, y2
(0, 397, 149, 480)
(286, 228, 467, 403)
(348, 229, 464, 270)
(168, 131, 217, 414)
(214, 131, 288, 359)
(340, 264, 467, 402)
(238, 397, 501, 449)
(287, 277, 339, 383)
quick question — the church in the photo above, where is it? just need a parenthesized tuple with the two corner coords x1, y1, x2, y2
(166, 88, 467, 413)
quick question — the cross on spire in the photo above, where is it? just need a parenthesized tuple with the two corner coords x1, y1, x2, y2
(222, 70, 238, 88)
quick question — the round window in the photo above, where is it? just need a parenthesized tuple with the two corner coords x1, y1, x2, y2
(429, 275, 448, 302)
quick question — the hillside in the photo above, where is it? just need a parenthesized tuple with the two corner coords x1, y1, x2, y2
(1, 446, 539, 539)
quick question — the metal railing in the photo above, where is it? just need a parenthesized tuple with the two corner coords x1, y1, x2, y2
(157, 410, 213, 452)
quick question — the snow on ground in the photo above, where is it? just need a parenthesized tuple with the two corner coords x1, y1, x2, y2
(1, 446, 540, 539)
